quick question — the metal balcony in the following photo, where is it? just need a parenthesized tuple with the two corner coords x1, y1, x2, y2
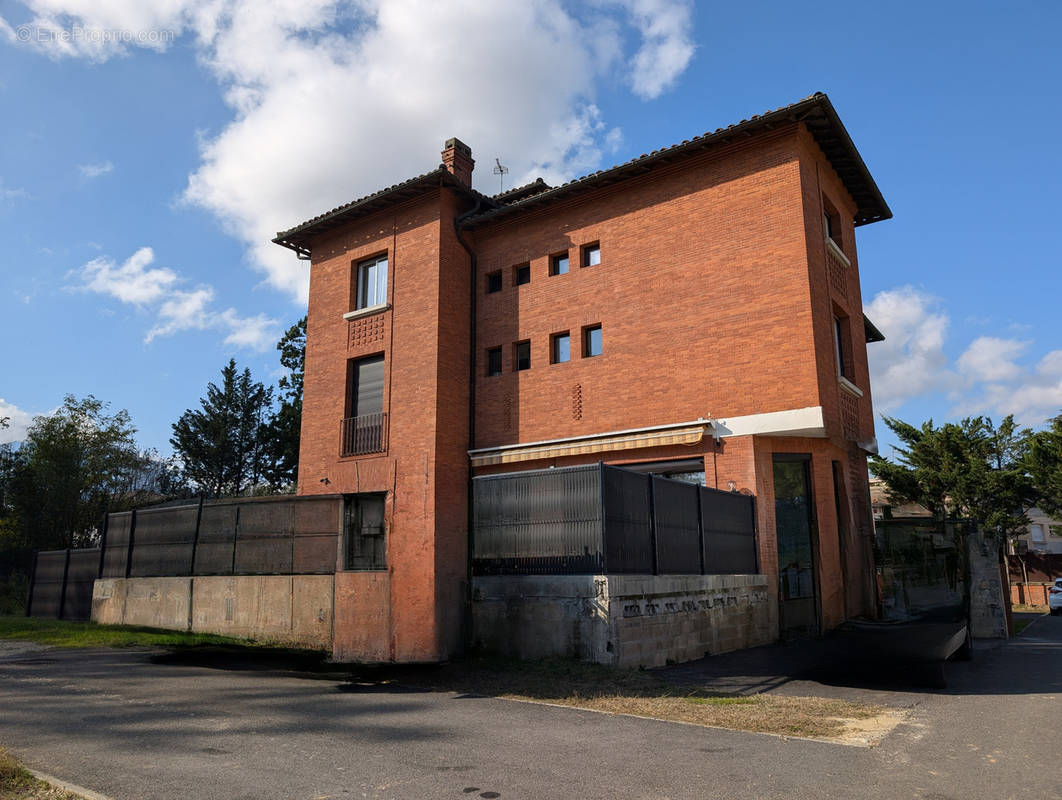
(340, 412, 387, 457)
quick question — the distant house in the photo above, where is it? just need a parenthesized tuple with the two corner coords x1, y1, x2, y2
(1010, 508, 1062, 555)
(868, 477, 932, 521)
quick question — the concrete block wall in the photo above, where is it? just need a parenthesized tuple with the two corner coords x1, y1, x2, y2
(92, 576, 334, 649)
(472, 573, 772, 668)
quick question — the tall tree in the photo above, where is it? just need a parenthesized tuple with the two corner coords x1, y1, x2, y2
(171, 360, 274, 497)
(8, 395, 142, 550)
(264, 316, 305, 490)
(1027, 412, 1062, 517)
(870, 414, 1034, 540)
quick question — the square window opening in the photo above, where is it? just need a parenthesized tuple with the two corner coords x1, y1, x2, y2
(583, 325, 602, 358)
(514, 340, 531, 371)
(582, 243, 601, 267)
(486, 347, 503, 377)
(551, 332, 571, 364)
(550, 252, 570, 276)
(514, 263, 531, 286)
(486, 271, 503, 294)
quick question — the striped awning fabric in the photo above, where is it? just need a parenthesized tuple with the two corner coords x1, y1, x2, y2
(469, 422, 709, 467)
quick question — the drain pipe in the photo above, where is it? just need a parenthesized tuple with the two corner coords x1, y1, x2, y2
(454, 198, 483, 651)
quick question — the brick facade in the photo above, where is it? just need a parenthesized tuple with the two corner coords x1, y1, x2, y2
(276, 94, 891, 662)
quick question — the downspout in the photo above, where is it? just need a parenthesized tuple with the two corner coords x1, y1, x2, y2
(454, 198, 483, 651)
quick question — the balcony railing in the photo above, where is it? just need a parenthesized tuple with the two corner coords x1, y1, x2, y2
(340, 412, 387, 457)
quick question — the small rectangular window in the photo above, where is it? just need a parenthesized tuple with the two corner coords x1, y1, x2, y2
(514, 340, 531, 371)
(550, 252, 569, 276)
(582, 243, 600, 267)
(823, 197, 843, 250)
(583, 325, 602, 358)
(344, 493, 386, 570)
(487, 347, 502, 377)
(514, 263, 530, 286)
(486, 271, 503, 293)
(834, 316, 849, 378)
(355, 254, 388, 309)
(551, 332, 570, 364)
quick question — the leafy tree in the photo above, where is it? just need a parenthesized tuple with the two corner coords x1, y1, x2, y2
(870, 414, 1034, 540)
(8, 395, 142, 550)
(1027, 412, 1062, 517)
(264, 316, 305, 490)
(171, 359, 274, 497)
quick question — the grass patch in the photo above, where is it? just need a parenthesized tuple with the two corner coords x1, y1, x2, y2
(0, 748, 86, 800)
(0, 615, 283, 650)
(1012, 603, 1048, 614)
(360, 654, 896, 742)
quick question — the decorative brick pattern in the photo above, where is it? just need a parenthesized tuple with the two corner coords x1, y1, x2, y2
(571, 383, 583, 420)
(840, 390, 860, 441)
(348, 313, 386, 348)
(827, 247, 848, 299)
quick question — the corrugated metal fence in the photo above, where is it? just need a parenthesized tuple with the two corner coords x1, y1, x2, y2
(25, 548, 101, 620)
(27, 494, 343, 619)
(472, 463, 758, 575)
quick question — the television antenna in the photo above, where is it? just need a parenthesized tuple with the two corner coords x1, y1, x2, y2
(493, 158, 509, 193)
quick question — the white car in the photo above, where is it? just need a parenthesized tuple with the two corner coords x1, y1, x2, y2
(1050, 579, 1062, 615)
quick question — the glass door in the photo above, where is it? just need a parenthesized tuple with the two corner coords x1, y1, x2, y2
(773, 455, 820, 639)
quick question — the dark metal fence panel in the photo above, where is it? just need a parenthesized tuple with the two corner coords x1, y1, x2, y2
(602, 465, 654, 574)
(701, 487, 758, 574)
(234, 499, 295, 575)
(193, 503, 239, 575)
(472, 464, 603, 574)
(294, 496, 343, 573)
(28, 550, 67, 618)
(64, 548, 102, 619)
(652, 476, 702, 574)
(130, 504, 197, 577)
(100, 513, 131, 578)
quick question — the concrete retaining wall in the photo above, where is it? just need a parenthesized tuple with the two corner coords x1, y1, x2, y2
(968, 536, 1008, 639)
(92, 575, 334, 649)
(472, 574, 772, 668)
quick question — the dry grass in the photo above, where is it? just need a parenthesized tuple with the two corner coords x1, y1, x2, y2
(368, 655, 902, 744)
(0, 749, 85, 800)
(1012, 604, 1048, 613)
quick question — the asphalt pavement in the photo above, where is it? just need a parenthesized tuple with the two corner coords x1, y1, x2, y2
(1, 614, 1060, 800)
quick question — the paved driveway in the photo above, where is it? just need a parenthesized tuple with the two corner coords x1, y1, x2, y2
(1, 615, 1060, 800)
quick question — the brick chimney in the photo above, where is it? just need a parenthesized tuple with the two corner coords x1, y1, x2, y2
(441, 137, 474, 187)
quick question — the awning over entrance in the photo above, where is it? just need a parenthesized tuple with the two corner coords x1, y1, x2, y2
(469, 420, 711, 468)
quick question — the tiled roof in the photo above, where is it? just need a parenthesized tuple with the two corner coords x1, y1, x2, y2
(461, 93, 891, 229)
(273, 92, 890, 256)
(273, 167, 497, 256)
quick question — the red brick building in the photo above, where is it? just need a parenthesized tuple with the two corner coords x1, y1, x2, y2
(274, 92, 891, 663)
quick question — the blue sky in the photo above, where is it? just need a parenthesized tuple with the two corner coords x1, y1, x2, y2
(1, 1, 1060, 459)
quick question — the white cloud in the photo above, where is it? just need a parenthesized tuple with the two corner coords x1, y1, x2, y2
(0, 177, 28, 206)
(865, 286, 955, 412)
(78, 160, 114, 179)
(868, 285, 1062, 427)
(73, 246, 177, 304)
(956, 336, 1029, 383)
(617, 0, 696, 99)
(3, 0, 696, 303)
(0, 398, 39, 444)
(71, 247, 279, 351)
